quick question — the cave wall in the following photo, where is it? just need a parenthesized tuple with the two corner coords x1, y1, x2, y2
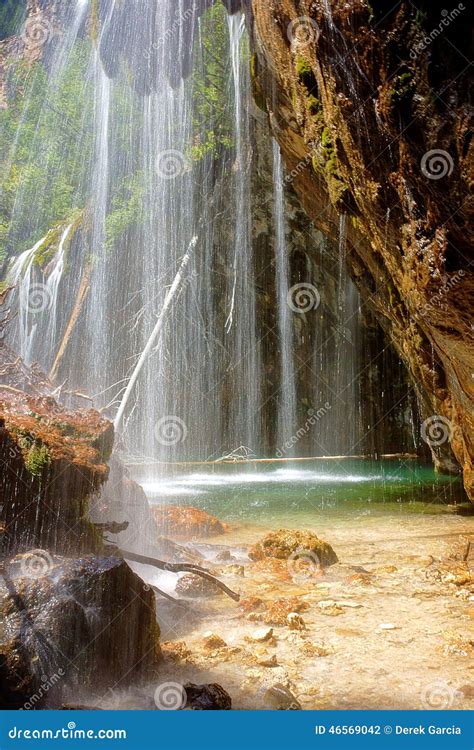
(247, 0, 473, 496)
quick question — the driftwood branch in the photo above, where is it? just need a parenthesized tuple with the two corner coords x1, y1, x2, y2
(120, 548, 240, 602)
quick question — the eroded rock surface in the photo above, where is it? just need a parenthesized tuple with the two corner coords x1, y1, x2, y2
(248, 0, 473, 497)
(249, 528, 338, 567)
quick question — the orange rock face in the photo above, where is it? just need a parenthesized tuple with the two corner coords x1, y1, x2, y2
(152, 505, 227, 540)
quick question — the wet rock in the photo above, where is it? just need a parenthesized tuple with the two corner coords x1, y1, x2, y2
(264, 684, 301, 710)
(263, 597, 309, 626)
(202, 633, 227, 650)
(215, 549, 233, 562)
(175, 573, 222, 598)
(184, 682, 232, 710)
(0, 555, 160, 703)
(160, 641, 192, 662)
(152, 506, 227, 540)
(287, 612, 306, 631)
(249, 529, 338, 568)
(257, 653, 278, 667)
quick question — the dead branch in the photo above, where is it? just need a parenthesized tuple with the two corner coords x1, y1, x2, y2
(49, 260, 92, 382)
(120, 548, 240, 602)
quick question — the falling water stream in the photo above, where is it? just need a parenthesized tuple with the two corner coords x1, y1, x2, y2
(0, 0, 469, 713)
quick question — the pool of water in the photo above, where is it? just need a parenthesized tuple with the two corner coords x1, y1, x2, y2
(138, 459, 465, 524)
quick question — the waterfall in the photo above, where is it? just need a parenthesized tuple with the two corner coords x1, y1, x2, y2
(225, 13, 261, 457)
(272, 141, 297, 453)
(2, 1, 369, 467)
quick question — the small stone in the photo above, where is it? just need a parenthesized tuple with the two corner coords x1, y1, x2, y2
(249, 627, 273, 643)
(257, 654, 278, 667)
(202, 633, 227, 650)
(287, 612, 306, 630)
(215, 549, 233, 562)
(379, 623, 398, 630)
(175, 573, 222, 598)
(264, 684, 301, 710)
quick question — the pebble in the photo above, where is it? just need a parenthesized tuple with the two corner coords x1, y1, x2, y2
(378, 623, 398, 630)
(287, 612, 306, 630)
(250, 627, 273, 642)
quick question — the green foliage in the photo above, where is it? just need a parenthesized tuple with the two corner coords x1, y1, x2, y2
(189, 1, 234, 162)
(0, 42, 94, 263)
(25, 442, 51, 477)
(105, 172, 144, 250)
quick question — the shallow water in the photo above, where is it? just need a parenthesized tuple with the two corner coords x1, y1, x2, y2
(95, 460, 473, 712)
(139, 459, 465, 527)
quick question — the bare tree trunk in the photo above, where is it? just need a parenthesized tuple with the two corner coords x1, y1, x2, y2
(114, 236, 197, 431)
(49, 261, 92, 382)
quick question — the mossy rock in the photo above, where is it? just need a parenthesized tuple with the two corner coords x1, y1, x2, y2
(248, 529, 338, 568)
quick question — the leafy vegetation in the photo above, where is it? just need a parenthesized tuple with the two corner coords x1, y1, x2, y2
(189, 1, 234, 162)
(0, 42, 94, 264)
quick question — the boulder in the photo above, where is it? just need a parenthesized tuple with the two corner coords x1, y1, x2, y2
(152, 506, 227, 540)
(175, 573, 222, 599)
(184, 682, 232, 710)
(248, 529, 338, 567)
